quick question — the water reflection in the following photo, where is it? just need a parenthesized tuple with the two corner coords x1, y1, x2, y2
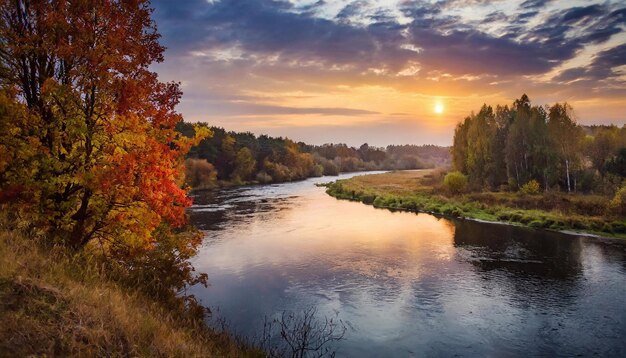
(189, 172, 626, 357)
(452, 220, 584, 278)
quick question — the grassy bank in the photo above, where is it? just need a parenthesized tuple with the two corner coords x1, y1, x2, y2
(0, 228, 260, 357)
(325, 170, 626, 239)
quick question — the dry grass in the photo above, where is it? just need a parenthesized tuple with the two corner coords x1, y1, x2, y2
(327, 169, 626, 239)
(339, 169, 438, 195)
(0, 229, 261, 357)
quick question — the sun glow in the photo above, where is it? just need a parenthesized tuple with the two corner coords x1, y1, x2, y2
(434, 102, 444, 114)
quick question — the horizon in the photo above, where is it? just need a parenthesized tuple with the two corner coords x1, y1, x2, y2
(152, 0, 626, 147)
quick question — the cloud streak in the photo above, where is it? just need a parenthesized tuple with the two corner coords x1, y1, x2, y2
(151, 0, 626, 145)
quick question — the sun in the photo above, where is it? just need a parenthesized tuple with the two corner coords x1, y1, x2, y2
(434, 102, 444, 114)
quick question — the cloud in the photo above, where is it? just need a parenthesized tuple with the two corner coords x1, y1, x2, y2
(554, 43, 626, 82)
(187, 100, 380, 117)
(149, 0, 626, 143)
(519, 0, 552, 10)
(153, 0, 625, 79)
(561, 4, 605, 24)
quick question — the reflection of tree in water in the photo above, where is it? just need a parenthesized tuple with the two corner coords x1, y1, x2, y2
(592, 240, 626, 272)
(452, 219, 588, 311)
(452, 219, 584, 279)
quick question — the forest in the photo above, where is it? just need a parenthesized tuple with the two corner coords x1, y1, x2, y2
(177, 122, 451, 188)
(451, 94, 625, 195)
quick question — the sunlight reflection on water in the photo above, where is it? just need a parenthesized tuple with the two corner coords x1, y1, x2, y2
(189, 172, 626, 357)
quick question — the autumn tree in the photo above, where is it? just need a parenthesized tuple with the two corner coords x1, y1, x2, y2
(0, 0, 206, 250)
(491, 105, 512, 187)
(465, 105, 496, 189)
(450, 95, 621, 194)
(505, 95, 534, 188)
(185, 158, 217, 189)
(452, 117, 469, 174)
(216, 134, 236, 179)
(587, 125, 621, 176)
(232, 147, 256, 182)
(547, 103, 583, 192)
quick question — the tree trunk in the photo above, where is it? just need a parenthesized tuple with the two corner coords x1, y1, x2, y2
(565, 159, 571, 193)
(70, 189, 92, 248)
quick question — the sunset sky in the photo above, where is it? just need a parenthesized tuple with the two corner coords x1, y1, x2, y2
(151, 0, 626, 146)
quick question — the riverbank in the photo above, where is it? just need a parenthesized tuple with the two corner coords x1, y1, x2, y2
(325, 170, 626, 239)
(191, 169, 388, 191)
(0, 228, 260, 357)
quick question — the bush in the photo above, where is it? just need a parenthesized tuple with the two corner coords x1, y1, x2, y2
(310, 164, 324, 177)
(322, 161, 340, 176)
(609, 183, 626, 216)
(373, 197, 386, 207)
(263, 159, 292, 182)
(255, 171, 273, 184)
(361, 195, 377, 204)
(529, 220, 546, 228)
(611, 221, 626, 233)
(184, 158, 217, 189)
(443, 171, 468, 194)
(520, 179, 541, 195)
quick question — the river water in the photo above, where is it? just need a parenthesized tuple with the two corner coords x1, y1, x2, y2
(188, 171, 626, 357)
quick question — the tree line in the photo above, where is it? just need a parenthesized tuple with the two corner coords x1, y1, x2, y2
(452, 94, 625, 194)
(177, 122, 451, 188)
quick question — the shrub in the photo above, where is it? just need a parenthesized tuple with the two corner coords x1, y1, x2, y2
(362, 195, 377, 204)
(443, 171, 468, 194)
(311, 164, 324, 177)
(497, 212, 511, 221)
(323, 161, 340, 176)
(373, 197, 386, 207)
(609, 183, 626, 216)
(263, 159, 292, 182)
(184, 158, 217, 189)
(255, 171, 273, 184)
(404, 200, 417, 210)
(520, 179, 541, 195)
(610, 221, 626, 233)
(529, 220, 546, 228)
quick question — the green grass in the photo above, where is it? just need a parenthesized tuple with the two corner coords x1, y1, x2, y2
(326, 170, 626, 239)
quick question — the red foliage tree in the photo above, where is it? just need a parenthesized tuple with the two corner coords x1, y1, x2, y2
(0, 0, 207, 250)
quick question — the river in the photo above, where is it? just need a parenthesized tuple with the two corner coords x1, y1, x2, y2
(188, 171, 626, 357)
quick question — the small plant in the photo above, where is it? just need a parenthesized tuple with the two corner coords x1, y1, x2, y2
(443, 171, 468, 194)
(520, 180, 541, 195)
(259, 307, 346, 358)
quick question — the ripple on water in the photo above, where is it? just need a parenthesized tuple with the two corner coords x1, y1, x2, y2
(188, 175, 626, 358)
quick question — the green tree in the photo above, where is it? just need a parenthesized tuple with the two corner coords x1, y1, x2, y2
(491, 105, 512, 187)
(232, 147, 256, 181)
(452, 117, 470, 173)
(505, 95, 533, 188)
(465, 105, 496, 189)
(587, 126, 621, 176)
(606, 148, 626, 177)
(547, 103, 584, 192)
